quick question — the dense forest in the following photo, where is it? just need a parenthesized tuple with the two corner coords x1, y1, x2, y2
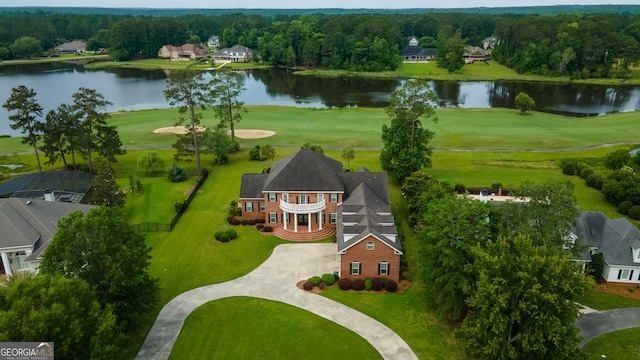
(1, 9, 640, 77)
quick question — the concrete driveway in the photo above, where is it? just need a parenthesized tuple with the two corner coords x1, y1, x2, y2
(136, 243, 418, 360)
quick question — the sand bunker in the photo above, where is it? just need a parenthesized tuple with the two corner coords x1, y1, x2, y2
(153, 127, 275, 139)
(233, 129, 276, 139)
(153, 126, 206, 134)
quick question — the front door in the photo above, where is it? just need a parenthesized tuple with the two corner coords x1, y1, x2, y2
(298, 214, 309, 226)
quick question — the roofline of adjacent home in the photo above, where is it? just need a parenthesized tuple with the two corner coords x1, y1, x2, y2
(0, 244, 33, 252)
(338, 233, 403, 255)
(261, 190, 345, 194)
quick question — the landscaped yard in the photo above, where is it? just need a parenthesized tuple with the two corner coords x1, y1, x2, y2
(170, 297, 382, 360)
(582, 328, 640, 359)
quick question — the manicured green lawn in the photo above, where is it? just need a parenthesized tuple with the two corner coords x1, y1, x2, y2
(170, 297, 381, 360)
(582, 328, 640, 359)
(580, 292, 640, 311)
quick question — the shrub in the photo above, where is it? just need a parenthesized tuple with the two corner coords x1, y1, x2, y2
(218, 233, 230, 242)
(338, 278, 352, 290)
(263, 226, 273, 232)
(364, 278, 373, 291)
(174, 200, 187, 213)
(228, 201, 242, 216)
(618, 201, 634, 215)
(303, 281, 313, 291)
(580, 168, 594, 179)
(227, 216, 240, 225)
(225, 229, 237, 240)
(594, 177, 605, 190)
(352, 279, 365, 291)
(562, 162, 577, 175)
(318, 282, 327, 290)
(491, 182, 503, 190)
(214, 231, 223, 240)
(454, 183, 466, 193)
(576, 162, 589, 175)
(249, 145, 263, 160)
(321, 273, 336, 286)
(256, 224, 264, 230)
(241, 219, 248, 225)
(257, 218, 266, 224)
(401, 270, 411, 281)
(585, 173, 601, 188)
(371, 277, 384, 291)
(166, 160, 188, 182)
(629, 205, 640, 220)
(247, 219, 256, 225)
(385, 280, 398, 293)
(308, 276, 322, 286)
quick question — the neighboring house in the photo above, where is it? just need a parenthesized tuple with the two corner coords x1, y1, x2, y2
(239, 150, 402, 281)
(207, 35, 220, 48)
(0, 198, 94, 276)
(158, 44, 209, 61)
(0, 170, 95, 204)
(482, 36, 497, 50)
(55, 40, 87, 54)
(573, 211, 640, 283)
(464, 46, 491, 64)
(399, 36, 436, 63)
(213, 45, 253, 63)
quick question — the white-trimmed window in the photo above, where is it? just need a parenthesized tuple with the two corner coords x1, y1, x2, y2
(259, 202, 265, 212)
(245, 202, 253, 212)
(318, 193, 324, 202)
(366, 241, 374, 250)
(283, 193, 289, 202)
(269, 212, 277, 223)
(283, 212, 290, 223)
(350, 261, 361, 275)
(268, 193, 277, 202)
(330, 193, 338, 202)
(378, 261, 389, 276)
(298, 194, 308, 204)
(330, 212, 337, 224)
(15, 251, 28, 271)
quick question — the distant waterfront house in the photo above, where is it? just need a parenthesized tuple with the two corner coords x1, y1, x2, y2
(399, 36, 436, 63)
(0, 198, 94, 276)
(212, 45, 253, 63)
(55, 40, 87, 54)
(239, 150, 402, 282)
(573, 211, 640, 283)
(464, 46, 491, 64)
(207, 35, 220, 48)
(158, 44, 209, 61)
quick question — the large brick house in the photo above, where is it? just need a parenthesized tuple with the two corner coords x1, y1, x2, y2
(239, 150, 402, 281)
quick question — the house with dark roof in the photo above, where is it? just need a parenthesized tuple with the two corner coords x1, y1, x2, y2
(55, 40, 87, 54)
(0, 198, 94, 276)
(212, 45, 253, 63)
(573, 211, 640, 283)
(464, 46, 491, 64)
(399, 36, 436, 63)
(158, 44, 209, 61)
(239, 150, 402, 281)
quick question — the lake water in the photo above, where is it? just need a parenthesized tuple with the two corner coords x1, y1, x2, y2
(1, 63, 639, 136)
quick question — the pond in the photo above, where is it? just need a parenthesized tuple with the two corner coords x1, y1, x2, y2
(1, 63, 639, 136)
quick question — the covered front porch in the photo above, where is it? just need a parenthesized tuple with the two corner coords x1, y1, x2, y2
(0, 249, 33, 277)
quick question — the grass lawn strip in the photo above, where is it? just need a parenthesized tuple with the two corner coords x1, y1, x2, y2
(582, 327, 640, 359)
(169, 297, 381, 360)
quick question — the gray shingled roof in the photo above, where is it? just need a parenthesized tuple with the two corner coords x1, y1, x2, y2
(337, 183, 401, 254)
(400, 45, 436, 57)
(574, 211, 640, 267)
(0, 198, 95, 261)
(263, 150, 345, 192)
(239, 174, 267, 198)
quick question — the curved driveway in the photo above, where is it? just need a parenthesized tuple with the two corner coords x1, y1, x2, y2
(136, 243, 418, 360)
(576, 307, 640, 348)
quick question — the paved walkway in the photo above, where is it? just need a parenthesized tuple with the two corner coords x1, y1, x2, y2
(576, 307, 640, 348)
(136, 244, 418, 360)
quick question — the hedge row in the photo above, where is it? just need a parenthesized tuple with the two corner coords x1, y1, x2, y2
(304, 276, 397, 293)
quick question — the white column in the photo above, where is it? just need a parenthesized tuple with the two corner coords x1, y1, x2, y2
(283, 211, 288, 230)
(308, 212, 311, 232)
(1, 252, 12, 277)
(294, 213, 298, 232)
(319, 211, 323, 230)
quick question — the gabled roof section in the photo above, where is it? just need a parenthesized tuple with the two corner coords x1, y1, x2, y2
(0, 199, 95, 260)
(263, 150, 345, 192)
(574, 211, 640, 267)
(239, 174, 267, 198)
(337, 183, 401, 254)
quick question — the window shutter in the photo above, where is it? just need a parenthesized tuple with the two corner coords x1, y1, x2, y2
(378, 263, 381, 275)
(631, 270, 635, 280)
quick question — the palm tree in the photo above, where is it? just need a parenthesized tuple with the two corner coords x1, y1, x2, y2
(341, 145, 355, 171)
(260, 144, 276, 168)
